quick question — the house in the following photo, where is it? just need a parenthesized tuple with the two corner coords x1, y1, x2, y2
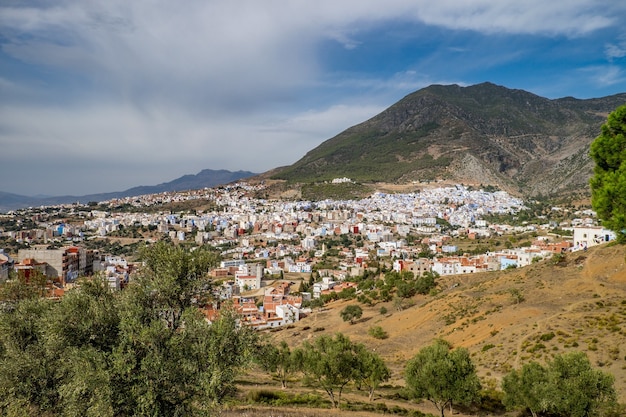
(573, 226, 615, 249)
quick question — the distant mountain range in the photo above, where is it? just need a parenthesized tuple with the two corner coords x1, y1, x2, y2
(0, 169, 256, 212)
(272, 82, 626, 198)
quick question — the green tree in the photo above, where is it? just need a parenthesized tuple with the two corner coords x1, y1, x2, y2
(295, 333, 360, 408)
(502, 361, 552, 417)
(415, 271, 438, 294)
(353, 345, 390, 401)
(340, 304, 363, 324)
(258, 340, 296, 388)
(0, 298, 58, 415)
(396, 281, 416, 299)
(0, 242, 258, 417)
(405, 339, 481, 417)
(110, 242, 255, 415)
(502, 352, 616, 417)
(590, 104, 626, 242)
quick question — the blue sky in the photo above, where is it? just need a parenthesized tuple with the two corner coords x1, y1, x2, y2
(1, 1, 626, 196)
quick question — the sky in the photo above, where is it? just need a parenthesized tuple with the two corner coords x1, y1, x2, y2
(1, 1, 626, 197)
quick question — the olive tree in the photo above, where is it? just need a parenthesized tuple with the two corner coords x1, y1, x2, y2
(295, 333, 364, 407)
(405, 339, 481, 417)
(0, 242, 259, 417)
(503, 352, 616, 417)
(258, 340, 296, 388)
(353, 344, 390, 401)
(340, 304, 363, 324)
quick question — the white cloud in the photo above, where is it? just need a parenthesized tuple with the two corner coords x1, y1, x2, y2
(1, 0, 625, 195)
(605, 37, 626, 60)
(0, 99, 384, 195)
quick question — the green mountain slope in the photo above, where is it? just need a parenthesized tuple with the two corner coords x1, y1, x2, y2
(272, 82, 626, 197)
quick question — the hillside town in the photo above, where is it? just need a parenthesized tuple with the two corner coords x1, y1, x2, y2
(0, 181, 616, 330)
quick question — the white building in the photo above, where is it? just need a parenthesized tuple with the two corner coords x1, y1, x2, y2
(573, 226, 615, 249)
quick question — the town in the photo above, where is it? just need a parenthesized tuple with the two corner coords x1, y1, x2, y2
(0, 180, 615, 330)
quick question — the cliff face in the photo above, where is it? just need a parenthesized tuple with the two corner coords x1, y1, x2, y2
(273, 82, 626, 198)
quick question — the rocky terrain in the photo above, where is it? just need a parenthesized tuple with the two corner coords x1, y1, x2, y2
(273, 82, 626, 199)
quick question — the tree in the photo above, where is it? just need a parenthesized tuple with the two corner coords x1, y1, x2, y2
(502, 352, 616, 417)
(405, 339, 481, 417)
(110, 242, 256, 415)
(502, 361, 552, 417)
(353, 344, 390, 401)
(340, 304, 363, 324)
(0, 242, 259, 417)
(258, 340, 295, 388)
(590, 104, 626, 242)
(295, 333, 361, 408)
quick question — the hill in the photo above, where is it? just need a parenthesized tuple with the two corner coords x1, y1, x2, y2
(0, 169, 256, 212)
(272, 82, 626, 198)
(269, 243, 626, 408)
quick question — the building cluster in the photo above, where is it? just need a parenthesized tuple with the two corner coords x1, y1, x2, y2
(0, 182, 617, 329)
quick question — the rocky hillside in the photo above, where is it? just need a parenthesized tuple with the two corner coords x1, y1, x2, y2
(272, 83, 626, 198)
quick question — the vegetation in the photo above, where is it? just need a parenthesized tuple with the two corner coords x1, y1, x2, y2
(273, 122, 451, 184)
(301, 182, 371, 201)
(368, 325, 389, 340)
(258, 340, 296, 389)
(590, 104, 626, 242)
(502, 352, 616, 417)
(0, 242, 259, 416)
(294, 333, 388, 408)
(405, 339, 481, 417)
(340, 304, 363, 324)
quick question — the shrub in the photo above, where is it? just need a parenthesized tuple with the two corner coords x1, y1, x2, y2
(368, 325, 389, 339)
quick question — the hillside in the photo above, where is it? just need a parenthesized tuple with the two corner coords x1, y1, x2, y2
(272, 83, 626, 198)
(269, 243, 626, 407)
(0, 169, 256, 212)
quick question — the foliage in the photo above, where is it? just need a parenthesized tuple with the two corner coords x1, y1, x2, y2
(0, 242, 258, 416)
(404, 339, 481, 417)
(257, 340, 296, 388)
(272, 122, 452, 184)
(294, 333, 388, 408)
(340, 304, 363, 324)
(502, 351, 616, 417)
(590, 104, 626, 242)
(0, 269, 49, 303)
(368, 325, 388, 340)
(509, 288, 525, 304)
(352, 344, 391, 402)
(301, 182, 371, 201)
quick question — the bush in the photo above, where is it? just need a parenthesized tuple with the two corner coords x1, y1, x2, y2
(246, 389, 283, 404)
(379, 306, 388, 315)
(368, 325, 389, 339)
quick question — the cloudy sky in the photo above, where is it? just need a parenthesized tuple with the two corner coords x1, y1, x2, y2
(1, 1, 626, 196)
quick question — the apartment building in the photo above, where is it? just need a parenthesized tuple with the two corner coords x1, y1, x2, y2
(18, 245, 94, 283)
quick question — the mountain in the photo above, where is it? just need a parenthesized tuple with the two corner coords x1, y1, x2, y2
(272, 82, 626, 198)
(0, 169, 256, 212)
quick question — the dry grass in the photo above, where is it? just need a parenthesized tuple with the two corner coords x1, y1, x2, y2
(265, 243, 626, 412)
